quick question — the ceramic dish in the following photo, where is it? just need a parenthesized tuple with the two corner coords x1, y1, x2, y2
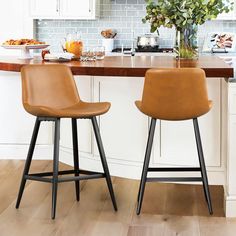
(1, 44, 49, 59)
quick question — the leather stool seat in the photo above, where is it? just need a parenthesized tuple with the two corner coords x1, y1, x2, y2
(135, 100, 213, 121)
(25, 101, 111, 118)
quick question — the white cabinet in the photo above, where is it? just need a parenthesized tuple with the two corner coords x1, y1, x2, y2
(29, 0, 100, 19)
(93, 77, 148, 163)
(61, 0, 95, 19)
(30, 0, 59, 18)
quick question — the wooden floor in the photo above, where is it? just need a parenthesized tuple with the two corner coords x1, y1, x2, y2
(0, 160, 235, 236)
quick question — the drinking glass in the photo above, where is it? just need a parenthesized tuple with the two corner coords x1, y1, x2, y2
(81, 47, 96, 61)
(87, 47, 96, 61)
(94, 46, 105, 60)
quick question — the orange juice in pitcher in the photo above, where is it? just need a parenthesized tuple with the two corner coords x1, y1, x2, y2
(65, 32, 83, 57)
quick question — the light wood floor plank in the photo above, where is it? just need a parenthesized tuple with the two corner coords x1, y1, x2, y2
(199, 216, 236, 236)
(0, 160, 50, 214)
(127, 225, 164, 236)
(139, 182, 168, 215)
(0, 161, 54, 236)
(54, 178, 110, 236)
(195, 185, 224, 217)
(0, 160, 232, 236)
(165, 183, 198, 216)
(163, 215, 200, 236)
(89, 178, 139, 236)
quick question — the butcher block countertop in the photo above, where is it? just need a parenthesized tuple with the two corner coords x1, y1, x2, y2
(0, 55, 233, 78)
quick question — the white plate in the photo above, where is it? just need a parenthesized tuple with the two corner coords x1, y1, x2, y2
(1, 44, 49, 50)
(1, 44, 49, 59)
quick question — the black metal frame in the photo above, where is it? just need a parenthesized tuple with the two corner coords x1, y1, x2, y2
(16, 116, 117, 219)
(136, 118, 213, 215)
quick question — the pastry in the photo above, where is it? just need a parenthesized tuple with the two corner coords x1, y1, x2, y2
(2, 39, 45, 45)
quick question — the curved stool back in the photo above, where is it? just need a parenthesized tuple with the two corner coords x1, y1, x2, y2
(136, 68, 211, 120)
(21, 64, 80, 116)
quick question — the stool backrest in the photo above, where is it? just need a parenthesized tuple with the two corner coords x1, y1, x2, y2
(140, 68, 211, 120)
(21, 65, 80, 111)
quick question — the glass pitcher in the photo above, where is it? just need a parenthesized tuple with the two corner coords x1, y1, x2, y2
(65, 32, 83, 57)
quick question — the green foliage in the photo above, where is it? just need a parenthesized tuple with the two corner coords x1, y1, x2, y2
(143, 0, 234, 32)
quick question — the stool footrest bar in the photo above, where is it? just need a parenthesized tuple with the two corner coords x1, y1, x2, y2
(25, 175, 52, 183)
(147, 167, 201, 172)
(146, 177, 202, 182)
(30, 170, 75, 177)
(58, 174, 105, 183)
(29, 169, 103, 177)
(25, 172, 106, 183)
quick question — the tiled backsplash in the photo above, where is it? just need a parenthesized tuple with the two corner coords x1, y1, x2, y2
(36, 0, 236, 52)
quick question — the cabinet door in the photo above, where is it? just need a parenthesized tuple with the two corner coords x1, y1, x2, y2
(30, 0, 59, 18)
(94, 77, 148, 163)
(153, 79, 221, 167)
(60, 0, 93, 18)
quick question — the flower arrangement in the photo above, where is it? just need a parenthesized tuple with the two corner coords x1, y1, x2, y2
(142, 0, 233, 59)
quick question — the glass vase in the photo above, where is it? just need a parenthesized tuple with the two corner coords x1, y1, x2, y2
(175, 25, 198, 59)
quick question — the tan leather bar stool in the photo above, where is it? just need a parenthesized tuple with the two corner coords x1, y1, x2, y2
(15, 64, 117, 219)
(136, 68, 213, 215)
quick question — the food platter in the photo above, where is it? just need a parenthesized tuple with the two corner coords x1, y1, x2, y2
(1, 44, 49, 50)
(1, 44, 49, 59)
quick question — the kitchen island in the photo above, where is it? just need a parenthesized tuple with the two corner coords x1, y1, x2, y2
(0, 55, 235, 217)
(0, 55, 233, 77)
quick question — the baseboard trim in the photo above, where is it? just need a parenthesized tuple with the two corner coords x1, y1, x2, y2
(0, 144, 225, 184)
(224, 192, 236, 217)
(59, 148, 225, 184)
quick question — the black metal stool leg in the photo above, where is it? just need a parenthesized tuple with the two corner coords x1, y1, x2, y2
(193, 118, 213, 215)
(51, 118, 60, 219)
(72, 118, 80, 201)
(137, 118, 156, 215)
(16, 117, 41, 209)
(91, 116, 118, 211)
